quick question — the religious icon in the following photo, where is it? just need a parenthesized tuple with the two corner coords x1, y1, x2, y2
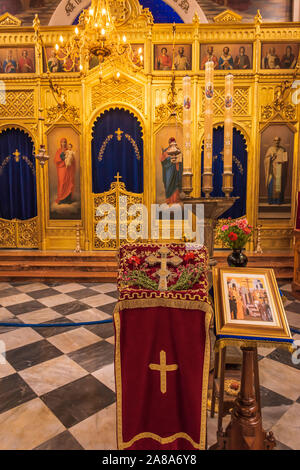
(154, 45, 192, 71)
(264, 137, 288, 205)
(205, 83, 214, 99)
(219, 46, 234, 70)
(3, 50, 17, 73)
(200, 44, 253, 71)
(201, 46, 218, 70)
(261, 43, 299, 69)
(160, 137, 183, 205)
(259, 124, 294, 219)
(174, 47, 190, 71)
(131, 44, 144, 67)
(47, 48, 62, 73)
(184, 97, 191, 109)
(0, 47, 35, 74)
(18, 49, 34, 73)
(263, 47, 280, 69)
(234, 46, 250, 69)
(44, 47, 79, 73)
(155, 47, 172, 71)
(225, 94, 233, 108)
(226, 276, 274, 323)
(213, 267, 292, 342)
(280, 46, 297, 69)
(47, 127, 81, 220)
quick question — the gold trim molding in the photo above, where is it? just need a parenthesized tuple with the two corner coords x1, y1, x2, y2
(213, 10, 242, 23)
(0, 13, 22, 27)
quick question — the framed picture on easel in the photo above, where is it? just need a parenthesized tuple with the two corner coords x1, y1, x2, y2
(213, 267, 292, 341)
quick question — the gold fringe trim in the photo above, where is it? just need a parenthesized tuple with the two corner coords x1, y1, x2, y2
(215, 338, 295, 354)
(114, 298, 214, 316)
(121, 432, 204, 450)
(114, 304, 213, 450)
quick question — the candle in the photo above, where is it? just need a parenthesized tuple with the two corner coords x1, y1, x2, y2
(203, 61, 214, 197)
(183, 75, 192, 173)
(224, 74, 233, 175)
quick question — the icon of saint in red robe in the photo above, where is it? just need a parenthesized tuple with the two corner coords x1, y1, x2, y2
(55, 137, 76, 205)
(18, 50, 34, 73)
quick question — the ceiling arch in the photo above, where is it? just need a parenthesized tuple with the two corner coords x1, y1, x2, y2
(49, 0, 208, 25)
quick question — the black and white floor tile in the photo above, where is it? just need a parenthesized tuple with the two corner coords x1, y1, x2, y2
(0, 280, 299, 450)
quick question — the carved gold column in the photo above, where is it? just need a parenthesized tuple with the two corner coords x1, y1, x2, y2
(222, 73, 234, 197)
(202, 61, 214, 198)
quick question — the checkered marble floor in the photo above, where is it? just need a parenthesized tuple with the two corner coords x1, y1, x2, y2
(0, 280, 299, 450)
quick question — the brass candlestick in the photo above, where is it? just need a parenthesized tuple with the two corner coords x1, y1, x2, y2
(74, 223, 81, 253)
(255, 224, 263, 254)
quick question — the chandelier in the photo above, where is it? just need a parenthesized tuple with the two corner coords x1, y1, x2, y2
(54, 0, 144, 79)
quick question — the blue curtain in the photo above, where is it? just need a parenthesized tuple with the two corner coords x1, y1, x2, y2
(92, 108, 144, 194)
(0, 129, 37, 220)
(201, 126, 247, 219)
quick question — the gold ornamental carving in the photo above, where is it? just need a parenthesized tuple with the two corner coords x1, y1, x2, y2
(0, 217, 38, 249)
(46, 104, 81, 126)
(0, 13, 22, 27)
(213, 10, 242, 23)
(261, 81, 297, 122)
(93, 175, 143, 250)
(155, 78, 183, 124)
(0, 91, 34, 119)
(92, 79, 144, 113)
(201, 87, 249, 117)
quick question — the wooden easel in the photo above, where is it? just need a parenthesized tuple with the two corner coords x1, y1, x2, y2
(211, 346, 261, 425)
(210, 346, 275, 450)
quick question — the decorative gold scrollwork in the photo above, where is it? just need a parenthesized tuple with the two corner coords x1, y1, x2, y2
(0, 217, 38, 249)
(93, 175, 143, 250)
(261, 80, 297, 121)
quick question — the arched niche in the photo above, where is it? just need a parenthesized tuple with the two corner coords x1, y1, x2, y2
(91, 107, 144, 194)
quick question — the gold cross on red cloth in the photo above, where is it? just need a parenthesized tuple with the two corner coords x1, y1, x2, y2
(149, 350, 178, 394)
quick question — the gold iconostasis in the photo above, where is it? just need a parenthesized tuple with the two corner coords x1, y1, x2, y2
(0, 4, 299, 252)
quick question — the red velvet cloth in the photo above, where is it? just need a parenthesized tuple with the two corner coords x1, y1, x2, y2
(115, 305, 210, 450)
(118, 243, 210, 302)
(296, 192, 300, 230)
(115, 243, 212, 450)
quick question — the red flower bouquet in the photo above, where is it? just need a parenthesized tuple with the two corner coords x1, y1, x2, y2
(216, 218, 253, 250)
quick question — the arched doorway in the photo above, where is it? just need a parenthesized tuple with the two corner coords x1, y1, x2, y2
(91, 108, 144, 194)
(91, 107, 144, 250)
(0, 128, 38, 248)
(201, 126, 248, 219)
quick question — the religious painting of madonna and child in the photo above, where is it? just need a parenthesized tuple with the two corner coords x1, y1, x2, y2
(47, 127, 81, 220)
(200, 44, 253, 70)
(213, 267, 291, 341)
(0, 48, 35, 73)
(154, 45, 192, 71)
(155, 125, 183, 206)
(261, 43, 299, 69)
(258, 124, 294, 219)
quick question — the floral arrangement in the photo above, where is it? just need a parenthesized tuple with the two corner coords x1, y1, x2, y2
(120, 251, 204, 291)
(215, 218, 253, 250)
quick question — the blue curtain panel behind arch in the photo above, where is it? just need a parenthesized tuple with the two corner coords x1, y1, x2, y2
(0, 128, 37, 220)
(201, 126, 248, 219)
(92, 108, 144, 194)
